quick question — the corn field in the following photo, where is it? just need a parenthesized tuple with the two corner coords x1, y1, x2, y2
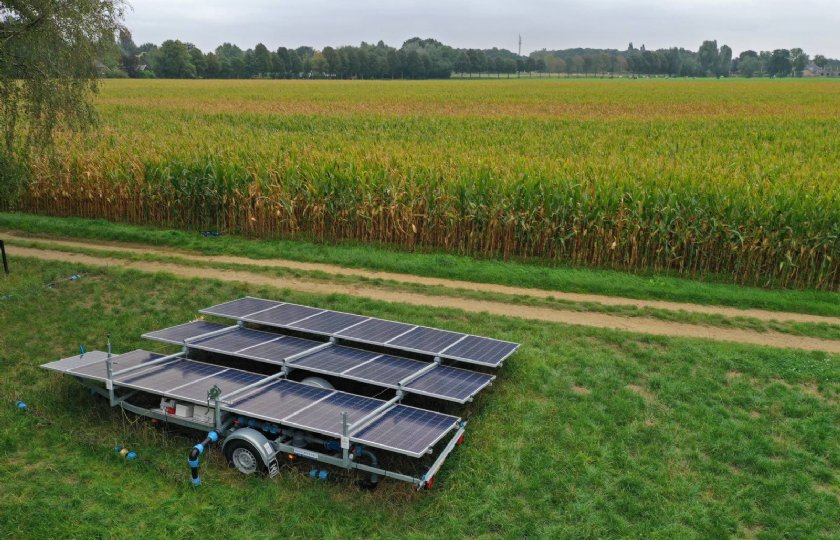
(7, 79, 840, 289)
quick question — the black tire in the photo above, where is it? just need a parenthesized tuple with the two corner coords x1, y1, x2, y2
(224, 440, 267, 475)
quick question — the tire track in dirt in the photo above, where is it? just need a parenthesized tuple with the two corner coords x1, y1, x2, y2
(3, 231, 838, 326)
(7, 245, 840, 354)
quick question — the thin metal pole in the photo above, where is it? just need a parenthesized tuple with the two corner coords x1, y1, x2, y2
(0, 240, 8, 274)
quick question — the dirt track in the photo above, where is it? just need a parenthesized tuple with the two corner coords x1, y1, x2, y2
(7, 244, 840, 354)
(3, 231, 838, 326)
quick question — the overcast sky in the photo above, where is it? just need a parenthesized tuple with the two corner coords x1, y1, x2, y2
(124, 0, 840, 57)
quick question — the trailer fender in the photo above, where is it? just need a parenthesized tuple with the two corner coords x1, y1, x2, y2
(222, 428, 275, 468)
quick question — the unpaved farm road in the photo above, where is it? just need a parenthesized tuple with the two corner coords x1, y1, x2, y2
(3, 231, 838, 325)
(6, 243, 840, 355)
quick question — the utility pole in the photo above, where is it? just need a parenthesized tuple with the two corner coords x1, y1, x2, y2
(518, 34, 522, 57)
(518, 34, 522, 77)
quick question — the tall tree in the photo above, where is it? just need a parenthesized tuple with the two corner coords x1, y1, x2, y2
(253, 43, 271, 76)
(718, 45, 733, 77)
(790, 48, 808, 76)
(698, 40, 720, 76)
(152, 40, 195, 78)
(767, 49, 792, 77)
(0, 0, 125, 200)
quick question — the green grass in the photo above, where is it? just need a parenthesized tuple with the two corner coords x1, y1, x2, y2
(0, 258, 838, 538)
(6, 235, 840, 341)
(2, 213, 839, 318)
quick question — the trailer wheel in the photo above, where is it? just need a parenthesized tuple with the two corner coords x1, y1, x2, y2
(224, 440, 266, 475)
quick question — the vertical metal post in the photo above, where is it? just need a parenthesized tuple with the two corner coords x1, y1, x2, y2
(341, 411, 350, 467)
(214, 399, 221, 431)
(0, 240, 7, 274)
(106, 335, 115, 406)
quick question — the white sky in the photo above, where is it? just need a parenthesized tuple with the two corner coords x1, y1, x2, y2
(124, 0, 840, 57)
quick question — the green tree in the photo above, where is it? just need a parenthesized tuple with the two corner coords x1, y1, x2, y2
(718, 45, 732, 76)
(0, 0, 125, 200)
(189, 46, 206, 77)
(253, 43, 271, 76)
(813, 54, 827, 68)
(152, 40, 195, 78)
(738, 56, 760, 77)
(768, 49, 792, 77)
(698, 40, 719, 76)
(790, 48, 808, 76)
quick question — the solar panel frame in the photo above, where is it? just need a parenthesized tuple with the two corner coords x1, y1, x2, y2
(71, 350, 168, 382)
(402, 365, 495, 404)
(350, 405, 459, 458)
(286, 346, 382, 375)
(200, 296, 520, 368)
(113, 360, 227, 396)
(341, 354, 428, 387)
(243, 303, 326, 327)
(282, 392, 384, 438)
(165, 368, 264, 404)
(288, 310, 370, 335)
(142, 320, 230, 345)
(222, 379, 335, 424)
(200, 297, 283, 318)
(41, 350, 114, 375)
(190, 327, 280, 355)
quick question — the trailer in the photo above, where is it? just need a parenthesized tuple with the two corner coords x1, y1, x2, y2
(41, 297, 518, 489)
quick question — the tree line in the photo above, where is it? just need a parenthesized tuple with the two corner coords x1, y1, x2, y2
(102, 31, 840, 80)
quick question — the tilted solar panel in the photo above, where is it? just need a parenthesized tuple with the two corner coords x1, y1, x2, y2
(142, 320, 229, 345)
(351, 405, 458, 458)
(403, 365, 494, 403)
(283, 392, 384, 438)
(342, 354, 427, 386)
(200, 297, 520, 367)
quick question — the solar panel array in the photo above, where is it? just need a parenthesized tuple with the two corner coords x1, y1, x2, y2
(41, 351, 457, 457)
(143, 323, 494, 403)
(201, 297, 519, 367)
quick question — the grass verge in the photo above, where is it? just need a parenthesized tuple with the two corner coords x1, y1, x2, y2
(0, 258, 837, 538)
(1, 212, 838, 317)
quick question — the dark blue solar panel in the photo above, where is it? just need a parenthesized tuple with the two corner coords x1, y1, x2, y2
(224, 380, 333, 423)
(190, 327, 277, 354)
(387, 327, 465, 353)
(403, 365, 494, 403)
(71, 350, 165, 381)
(201, 297, 282, 318)
(245, 304, 325, 326)
(288, 346, 380, 374)
(142, 320, 229, 345)
(167, 367, 264, 403)
(290, 310, 369, 334)
(439, 336, 518, 367)
(343, 355, 427, 386)
(337, 318, 415, 343)
(352, 405, 458, 457)
(239, 336, 323, 364)
(114, 360, 226, 393)
(283, 392, 383, 437)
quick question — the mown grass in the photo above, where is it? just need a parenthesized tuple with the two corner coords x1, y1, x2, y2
(0, 258, 837, 539)
(6, 235, 840, 341)
(2, 213, 839, 318)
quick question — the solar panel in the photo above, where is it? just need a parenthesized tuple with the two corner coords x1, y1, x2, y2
(142, 320, 229, 345)
(288, 346, 380, 374)
(200, 297, 519, 367)
(290, 310, 369, 335)
(224, 379, 333, 423)
(438, 336, 519, 367)
(166, 368, 264, 403)
(114, 360, 226, 394)
(71, 350, 166, 381)
(351, 405, 458, 458)
(41, 350, 114, 375)
(238, 336, 322, 364)
(201, 297, 282, 318)
(244, 304, 324, 326)
(387, 326, 464, 353)
(337, 318, 416, 343)
(403, 365, 494, 403)
(342, 354, 427, 386)
(283, 392, 383, 437)
(190, 327, 279, 355)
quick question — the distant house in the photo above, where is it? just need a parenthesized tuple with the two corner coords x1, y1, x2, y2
(94, 61, 109, 75)
(803, 64, 838, 77)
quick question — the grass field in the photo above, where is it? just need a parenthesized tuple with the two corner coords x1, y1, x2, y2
(1, 258, 838, 538)
(7, 78, 840, 289)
